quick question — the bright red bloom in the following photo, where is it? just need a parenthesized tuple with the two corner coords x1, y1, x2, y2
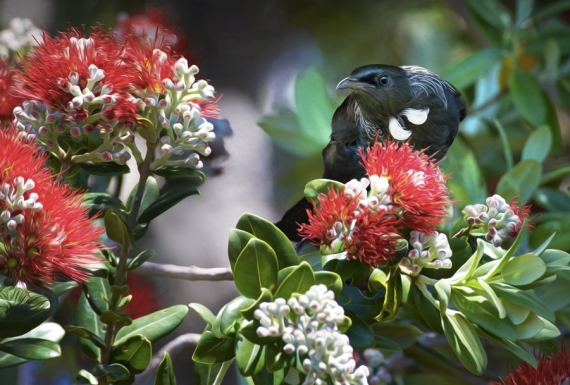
(494, 347, 570, 385)
(0, 128, 103, 288)
(299, 187, 402, 266)
(360, 141, 450, 233)
(509, 197, 533, 235)
(15, 27, 137, 123)
(0, 59, 25, 118)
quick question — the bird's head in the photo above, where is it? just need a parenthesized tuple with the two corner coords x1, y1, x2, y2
(336, 64, 412, 117)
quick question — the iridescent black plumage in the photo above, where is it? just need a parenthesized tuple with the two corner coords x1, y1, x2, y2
(276, 64, 466, 241)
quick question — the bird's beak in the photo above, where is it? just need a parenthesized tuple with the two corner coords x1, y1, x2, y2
(336, 77, 374, 91)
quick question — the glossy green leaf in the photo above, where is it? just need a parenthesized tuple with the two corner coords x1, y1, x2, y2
(435, 280, 451, 311)
(111, 334, 152, 373)
(83, 192, 126, 216)
(474, 326, 537, 368)
(154, 352, 176, 385)
(441, 312, 487, 375)
(138, 187, 200, 224)
(530, 317, 560, 341)
(127, 249, 156, 271)
(494, 283, 555, 323)
(212, 296, 254, 338)
(274, 261, 315, 300)
(234, 238, 279, 299)
(373, 335, 402, 354)
(76, 292, 105, 361)
(0, 322, 65, 368)
(501, 254, 546, 285)
(534, 188, 570, 212)
(189, 303, 216, 327)
(313, 271, 342, 297)
(194, 361, 232, 385)
(496, 159, 542, 202)
(540, 249, 570, 275)
(92, 363, 130, 381)
(228, 229, 255, 272)
(502, 298, 530, 325)
(79, 162, 130, 176)
(64, 325, 106, 349)
(240, 288, 272, 321)
(135, 176, 160, 222)
(0, 286, 51, 338)
(100, 310, 132, 327)
(0, 338, 60, 360)
(152, 167, 205, 181)
(136, 117, 158, 144)
(252, 366, 286, 385)
(522, 126, 552, 163)
(449, 239, 486, 285)
(515, 313, 544, 339)
(192, 331, 235, 364)
(115, 305, 188, 346)
(235, 337, 265, 377)
(76, 369, 98, 385)
(529, 217, 570, 251)
(342, 285, 383, 324)
(370, 323, 422, 350)
(264, 343, 290, 372)
(104, 209, 133, 247)
(235, 213, 299, 269)
(303, 179, 344, 203)
(442, 49, 503, 90)
(344, 313, 375, 349)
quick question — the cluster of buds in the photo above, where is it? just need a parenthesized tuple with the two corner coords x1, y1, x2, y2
(400, 231, 452, 276)
(145, 59, 216, 170)
(254, 285, 370, 385)
(0, 177, 42, 233)
(463, 195, 526, 247)
(359, 349, 392, 385)
(0, 17, 41, 58)
(345, 176, 392, 215)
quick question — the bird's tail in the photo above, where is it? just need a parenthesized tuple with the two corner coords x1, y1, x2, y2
(274, 197, 313, 242)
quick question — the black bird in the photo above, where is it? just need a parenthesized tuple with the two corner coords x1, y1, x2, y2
(276, 64, 467, 241)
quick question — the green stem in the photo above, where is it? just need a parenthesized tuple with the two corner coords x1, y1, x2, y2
(452, 226, 471, 239)
(57, 151, 73, 182)
(98, 140, 157, 382)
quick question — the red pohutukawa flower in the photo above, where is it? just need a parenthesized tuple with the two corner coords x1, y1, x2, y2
(494, 347, 570, 385)
(15, 26, 137, 122)
(299, 187, 402, 266)
(0, 128, 103, 288)
(360, 141, 450, 233)
(0, 59, 25, 118)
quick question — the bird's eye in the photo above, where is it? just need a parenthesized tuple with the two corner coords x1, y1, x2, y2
(379, 75, 389, 85)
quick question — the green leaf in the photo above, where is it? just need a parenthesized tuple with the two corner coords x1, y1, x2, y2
(235, 337, 265, 377)
(0, 286, 51, 338)
(530, 217, 570, 250)
(441, 49, 503, 90)
(449, 239, 486, 285)
(435, 280, 451, 311)
(500, 254, 546, 286)
(234, 238, 279, 299)
(76, 292, 104, 361)
(313, 271, 342, 297)
(373, 335, 402, 354)
(474, 326, 537, 368)
(540, 249, 570, 276)
(84, 276, 112, 315)
(64, 326, 106, 349)
(111, 335, 152, 373)
(76, 369, 98, 385)
(92, 363, 130, 381)
(192, 331, 235, 364)
(240, 288, 272, 321)
(370, 323, 422, 350)
(534, 188, 570, 212)
(115, 305, 189, 346)
(344, 313, 375, 349)
(492, 282, 555, 321)
(194, 361, 233, 385)
(228, 229, 255, 272)
(104, 209, 133, 247)
(522, 126, 552, 163)
(189, 303, 216, 328)
(136, 176, 160, 222)
(138, 187, 200, 224)
(83, 192, 127, 216)
(496, 159, 542, 202)
(212, 296, 254, 338)
(0, 338, 60, 360)
(0, 322, 65, 368)
(235, 213, 299, 270)
(152, 167, 205, 180)
(464, 0, 511, 45)
(127, 249, 156, 271)
(303, 179, 345, 203)
(530, 316, 560, 341)
(515, 313, 544, 339)
(441, 312, 487, 375)
(252, 366, 286, 385)
(154, 352, 176, 385)
(80, 162, 130, 176)
(274, 262, 315, 300)
(136, 117, 158, 144)
(502, 298, 530, 325)
(100, 310, 132, 327)
(516, 0, 533, 24)
(342, 285, 383, 324)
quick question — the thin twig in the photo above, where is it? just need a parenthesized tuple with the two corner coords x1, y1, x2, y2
(137, 333, 201, 384)
(131, 261, 234, 281)
(469, 90, 506, 115)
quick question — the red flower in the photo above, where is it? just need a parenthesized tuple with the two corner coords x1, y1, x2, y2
(360, 141, 450, 233)
(0, 128, 103, 288)
(0, 59, 25, 118)
(509, 197, 532, 235)
(15, 27, 137, 123)
(494, 347, 570, 385)
(299, 187, 402, 266)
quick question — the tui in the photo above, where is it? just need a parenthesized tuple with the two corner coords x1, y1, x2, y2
(276, 64, 467, 241)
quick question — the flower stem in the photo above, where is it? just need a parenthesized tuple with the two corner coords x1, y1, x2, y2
(99, 140, 157, 383)
(452, 226, 471, 239)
